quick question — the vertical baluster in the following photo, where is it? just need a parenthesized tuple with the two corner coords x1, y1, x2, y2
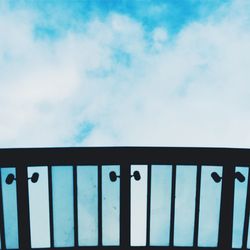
(169, 164, 176, 247)
(232, 167, 248, 248)
(0, 168, 6, 249)
(73, 165, 78, 247)
(48, 165, 54, 248)
(16, 165, 31, 249)
(193, 164, 201, 247)
(242, 167, 250, 249)
(146, 164, 152, 246)
(98, 165, 102, 246)
(120, 164, 130, 247)
(218, 165, 235, 249)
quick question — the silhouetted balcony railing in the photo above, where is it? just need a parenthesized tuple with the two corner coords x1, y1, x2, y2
(0, 147, 250, 250)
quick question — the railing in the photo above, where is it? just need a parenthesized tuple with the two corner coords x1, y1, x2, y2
(0, 147, 249, 250)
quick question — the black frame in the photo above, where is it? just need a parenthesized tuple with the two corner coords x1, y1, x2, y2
(0, 146, 249, 250)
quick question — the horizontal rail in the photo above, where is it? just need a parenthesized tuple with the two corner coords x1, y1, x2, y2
(0, 147, 250, 166)
(15, 247, 228, 250)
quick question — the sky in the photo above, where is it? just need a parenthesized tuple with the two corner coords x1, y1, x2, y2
(1, 1, 250, 249)
(1, 0, 250, 147)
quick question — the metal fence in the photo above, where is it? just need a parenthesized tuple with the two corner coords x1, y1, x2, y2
(0, 147, 249, 250)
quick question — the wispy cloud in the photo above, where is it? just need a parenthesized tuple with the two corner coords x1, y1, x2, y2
(0, 1, 250, 147)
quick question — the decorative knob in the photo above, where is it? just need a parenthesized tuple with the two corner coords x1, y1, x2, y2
(28, 172, 39, 183)
(5, 172, 39, 185)
(131, 171, 141, 181)
(211, 172, 222, 183)
(6, 174, 16, 185)
(235, 172, 245, 182)
(109, 170, 141, 182)
(109, 171, 120, 182)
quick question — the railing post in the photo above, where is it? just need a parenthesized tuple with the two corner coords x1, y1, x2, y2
(16, 165, 31, 250)
(218, 164, 235, 249)
(0, 169, 6, 249)
(120, 163, 130, 247)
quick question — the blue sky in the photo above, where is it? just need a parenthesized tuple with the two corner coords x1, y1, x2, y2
(8, 0, 226, 36)
(1, 2, 250, 248)
(1, 0, 250, 147)
(2, 2, 250, 249)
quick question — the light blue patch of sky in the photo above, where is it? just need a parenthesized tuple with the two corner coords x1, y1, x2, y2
(86, 68, 114, 79)
(112, 49, 131, 68)
(102, 165, 120, 246)
(233, 167, 249, 248)
(77, 166, 98, 246)
(131, 165, 147, 246)
(28, 166, 50, 248)
(150, 165, 172, 246)
(52, 166, 74, 247)
(174, 165, 196, 246)
(86, 48, 131, 79)
(33, 26, 60, 40)
(198, 166, 222, 247)
(1, 168, 19, 249)
(74, 122, 95, 144)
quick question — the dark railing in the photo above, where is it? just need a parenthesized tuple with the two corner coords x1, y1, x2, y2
(0, 147, 249, 250)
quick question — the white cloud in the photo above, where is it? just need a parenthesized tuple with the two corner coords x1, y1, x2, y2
(1, 2, 250, 147)
(152, 27, 168, 50)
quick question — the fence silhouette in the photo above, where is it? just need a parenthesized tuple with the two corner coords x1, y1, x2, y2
(0, 147, 249, 250)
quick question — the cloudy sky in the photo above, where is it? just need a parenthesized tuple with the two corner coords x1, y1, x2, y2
(1, 0, 250, 147)
(1, 2, 250, 249)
